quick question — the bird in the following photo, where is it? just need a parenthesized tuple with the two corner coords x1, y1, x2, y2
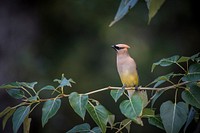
(112, 44, 139, 97)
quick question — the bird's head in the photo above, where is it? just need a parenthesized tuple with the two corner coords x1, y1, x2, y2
(112, 44, 130, 54)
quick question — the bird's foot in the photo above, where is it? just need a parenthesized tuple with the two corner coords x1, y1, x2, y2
(135, 86, 139, 91)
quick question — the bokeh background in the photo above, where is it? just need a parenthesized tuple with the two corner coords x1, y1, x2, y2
(0, 0, 200, 133)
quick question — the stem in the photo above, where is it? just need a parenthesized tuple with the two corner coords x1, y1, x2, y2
(38, 94, 68, 102)
(52, 87, 62, 95)
(88, 101, 95, 108)
(89, 98, 99, 105)
(106, 126, 120, 131)
(30, 87, 41, 100)
(73, 81, 190, 96)
(21, 87, 33, 97)
(176, 63, 187, 73)
(30, 88, 37, 96)
(124, 92, 129, 98)
(166, 79, 175, 86)
(30, 102, 40, 113)
(61, 87, 64, 94)
(141, 81, 189, 91)
(11, 102, 28, 109)
(20, 81, 190, 103)
(115, 120, 132, 133)
(174, 89, 178, 103)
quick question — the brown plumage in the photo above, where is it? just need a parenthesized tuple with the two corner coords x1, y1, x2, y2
(112, 44, 139, 97)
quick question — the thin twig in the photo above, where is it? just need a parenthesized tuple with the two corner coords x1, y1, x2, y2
(84, 86, 112, 95)
(21, 87, 33, 97)
(115, 120, 132, 133)
(37, 94, 68, 102)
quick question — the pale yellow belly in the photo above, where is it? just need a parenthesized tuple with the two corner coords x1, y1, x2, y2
(120, 72, 139, 87)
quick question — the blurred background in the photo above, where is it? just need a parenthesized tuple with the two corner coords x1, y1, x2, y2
(0, 0, 200, 133)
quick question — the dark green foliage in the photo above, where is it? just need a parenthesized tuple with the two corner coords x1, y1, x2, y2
(110, 87, 125, 102)
(42, 99, 61, 127)
(12, 106, 30, 133)
(66, 123, 101, 133)
(0, 52, 199, 133)
(86, 103, 109, 133)
(160, 101, 188, 133)
(0, 0, 199, 131)
(69, 92, 88, 120)
(119, 94, 143, 120)
(6, 89, 24, 99)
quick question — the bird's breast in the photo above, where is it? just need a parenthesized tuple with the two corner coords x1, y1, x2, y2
(116, 54, 139, 86)
(119, 70, 138, 87)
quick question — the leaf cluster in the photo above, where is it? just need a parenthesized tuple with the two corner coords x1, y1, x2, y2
(109, 0, 166, 27)
(0, 53, 199, 133)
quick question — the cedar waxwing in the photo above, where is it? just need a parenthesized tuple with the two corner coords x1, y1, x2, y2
(112, 44, 139, 97)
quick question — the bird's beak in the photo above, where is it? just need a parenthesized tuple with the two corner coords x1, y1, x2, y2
(111, 45, 117, 51)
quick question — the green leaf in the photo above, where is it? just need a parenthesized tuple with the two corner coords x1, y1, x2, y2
(42, 99, 61, 127)
(66, 123, 101, 133)
(6, 89, 24, 99)
(160, 101, 188, 133)
(66, 123, 90, 133)
(119, 94, 143, 120)
(107, 114, 115, 129)
(151, 55, 180, 72)
(0, 107, 11, 118)
(58, 78, 72, 88)
(3, 108, 16, 129)
(135, 90, 148, 108)
(68, 78, 76, 84)
(23, 117, 31, 133)
(182, 64, 200, 82)
(184, 107, 197, 133)
(146, 0, 165, 24)
(188, 63, 200, 73)
(148, 115, 164, 130)
(54, 74, 75, 88)
(191, 52, 200, 61)
(17, 82, 37, 89)
(91, 127, 101, 133)
(142, 108, 155, 118)
(12, 106, 30, 133)
(133, 117, 143, 126)
(109, 0, 139, 27)
(197, 81, 200, 87)
(181, 83, 200, 108)
(195, 57, 200, 63)
(110, 87, 125, 102)
(177, 56, 190, 63)
(69, 92, 88, 120)
(0, 82, 21, 89)
(151, 73, 174, 87)
(86, 103, 109, 133)
(37, 85, 55, 94)
(182, 73, 200, 82)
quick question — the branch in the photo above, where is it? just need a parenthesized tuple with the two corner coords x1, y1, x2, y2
(22, 81, 190, 103)
(85, 81, 190, 95)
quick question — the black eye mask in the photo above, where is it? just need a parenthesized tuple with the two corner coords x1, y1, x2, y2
(112, 45, 124, 51)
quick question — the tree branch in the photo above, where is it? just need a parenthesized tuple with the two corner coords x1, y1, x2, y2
(84, 81, 190, 95)
(23, 81, 190, 103)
